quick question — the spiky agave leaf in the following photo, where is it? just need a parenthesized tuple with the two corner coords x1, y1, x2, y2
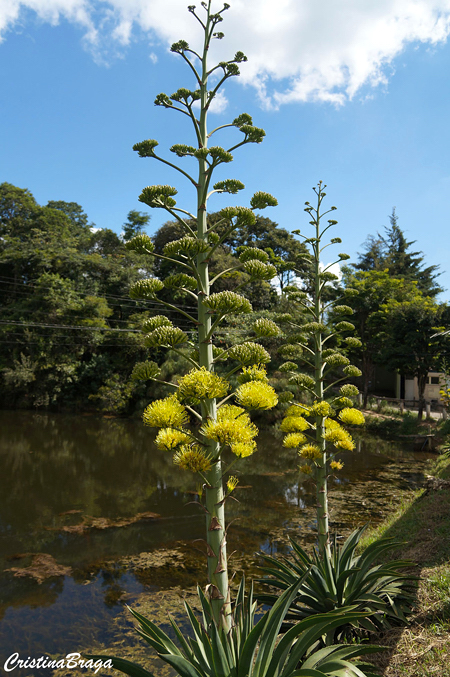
(258, 526, 416, 639)
(85, 578, 383, 677)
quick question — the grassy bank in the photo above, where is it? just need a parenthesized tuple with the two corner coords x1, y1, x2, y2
(361, 452, 450, 676)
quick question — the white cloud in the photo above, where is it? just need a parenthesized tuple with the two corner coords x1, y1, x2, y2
(2, 0, 450, 106)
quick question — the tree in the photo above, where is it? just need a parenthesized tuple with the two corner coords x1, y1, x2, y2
(339, 269, 418, 407)
(378, 294, 450, 419)
(354, 208, 442, 296)
(122, 209, 150, 241)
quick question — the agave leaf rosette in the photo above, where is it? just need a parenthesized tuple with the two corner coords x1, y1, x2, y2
(87, 577, 383, 677)
(258, 527, 417, 641)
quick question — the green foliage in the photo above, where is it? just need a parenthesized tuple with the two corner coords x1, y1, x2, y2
(87, 578, 382, 677)
(258, 527, 416, 640)
(354, 208, 442, 296)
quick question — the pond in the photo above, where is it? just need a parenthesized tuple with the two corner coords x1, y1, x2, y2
(0, 410, 434, 675)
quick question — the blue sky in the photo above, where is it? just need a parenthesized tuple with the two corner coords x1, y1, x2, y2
(1, 1, 450, 296)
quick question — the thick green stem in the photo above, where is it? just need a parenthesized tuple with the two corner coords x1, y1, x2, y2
(313, 193, 331, 561)
(196, 1, 230, 631)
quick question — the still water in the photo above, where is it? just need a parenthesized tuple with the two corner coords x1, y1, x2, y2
(0, 410, 432, 675)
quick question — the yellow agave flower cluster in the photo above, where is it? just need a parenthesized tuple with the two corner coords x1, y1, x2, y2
(201, 405, 258, 458)
(280, 401, 365, 476)
(141, 366, 278, 472)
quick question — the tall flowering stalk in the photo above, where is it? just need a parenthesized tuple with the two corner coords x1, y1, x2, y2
(126, 1, 278, 631)
(277, 183, 364, 559)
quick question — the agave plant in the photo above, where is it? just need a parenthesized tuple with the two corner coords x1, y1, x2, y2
(88, 577, 382, 677)
(258, 526, 416, 640)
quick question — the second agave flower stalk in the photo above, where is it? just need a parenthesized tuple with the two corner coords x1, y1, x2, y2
(277, 182, 365, 560)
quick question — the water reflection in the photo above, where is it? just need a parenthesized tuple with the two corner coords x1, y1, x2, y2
(0, 410, 433, 671)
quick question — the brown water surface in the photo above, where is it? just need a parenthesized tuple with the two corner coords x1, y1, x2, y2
(0, 410, 433, 675)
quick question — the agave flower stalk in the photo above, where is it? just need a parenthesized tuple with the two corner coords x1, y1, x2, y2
(277, 182, 364, 560)
(126, 1, 278, 631)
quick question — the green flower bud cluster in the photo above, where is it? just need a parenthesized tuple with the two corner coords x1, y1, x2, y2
(130, 361, 161, 382)
(213, 179, 245, 194)
(239, 125, 265, 143)
(325, 353, 350, 368)
(142, 315, 173, 332)
(289, 373, 315, 389)
(219, 206, 256, 226)
(252, 318, 280, 337)
(208, 146, 233, 163)
(339, 253, 350, 261)
(170, 40, 189, 53)
(279, 361, 298, 372)
(129, 278, 164, 299)
(163, 236, 210, 257)
(330, 237, 342, 244)
(275, 313, 293, 323)
(302, 321, 328, 333)
(319, 271, 339, 282)
(335, 321, 355, 332)
(164, 273, 197, 291)
(139, 185, 178, 209)
(286, 332, 308, 345)
(333, 396, 354, 409)
(237, 364, 269, 384)
(243, 259, 277, 280)
(145, 326, 188, 348)
(333, 305, 353, 315)
(170, 88, 197, 102)
(233, 113, 253, 128)
(340, 384, 359, 397)
(125, 234, 154, 254)
(278, 391, 294, 403)
(203, 291, 252, 314)
(250, 191, 278, 209)
(154, 93, 173, 107)
(343, 365, 362, 377)
(279, 344, 303, 359)
(228, 342, 271, 366)
(238, 247, 269, 264)
(170, 144, 197, 157)
(133, 139, 159, 157)
(344, 336, 362, 348)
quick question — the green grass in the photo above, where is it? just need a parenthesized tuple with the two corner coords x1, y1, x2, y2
(362, 453, 450, 676)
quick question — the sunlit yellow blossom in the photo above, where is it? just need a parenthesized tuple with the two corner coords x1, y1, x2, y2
(155, 428, 192, 451)
(286, 404, 310, 417)
(330, 460, 344, 471)
(235, 381, 278, 410)
(143, 396, 188, 428)
(226, 475, 239, 492)
(299, 443, 323, 460)
(299, 464, 313, 475)
(311, 401, 332, 417)
(173, 445, 212, 473)
(230, 440, 257, 458)
(177, 367, 229, 403)
(201, 417, 258, 447)
(280, 416, 309, 433)
(323, 419, 355, 450)
(283, 433, 307, 448)
(217, 404, 246, 421)
(237, 365, 269, 384)
(338, 408, 365, 426)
